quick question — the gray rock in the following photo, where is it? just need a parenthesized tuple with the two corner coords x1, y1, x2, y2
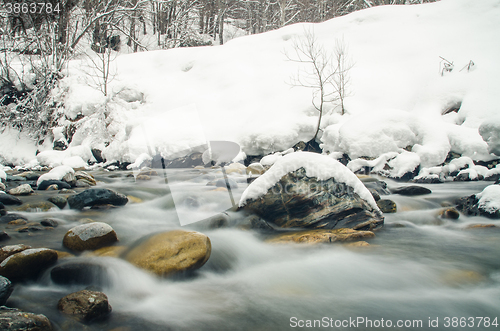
(216, 178, 238, 189)
(62, 172, 77, 186)
(57, 289, 111, 322)
(51, 261, 108, 286)
(0, 193, 23, 205)
(0, 231, 9, 241)
(0, 306, 53, 331)
(377, 199, 397, 213)
(40, 218, 59, 227)
(48, 196, 67, 209)
(0, 275, 13, 305)
(0, 213, 28, 224)
(0, 182, 5, 191)
(37, 180, 71, 190)
(241, 168, 383, 231)
(456, 194, 500, 219)
(75, 171, 96, 186)
(391, 185, 432, 196)
(67, 188, 128, 210)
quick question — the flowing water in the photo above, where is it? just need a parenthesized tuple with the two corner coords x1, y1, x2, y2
(4, 169, 500, 331)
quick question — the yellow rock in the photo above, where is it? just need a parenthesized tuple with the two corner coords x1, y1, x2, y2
(266, 228, 375, 244)
(465, 224, 497, 229)
(442, 269, 485, 286)
(344, 241, 371, 248)
(87, 245, 126, 257)
(55, 250, 75, 259)
(124, 230, 211, 277)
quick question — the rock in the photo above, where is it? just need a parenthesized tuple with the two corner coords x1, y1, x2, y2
(0, 182, 5, 191)
(439, 207, 460, 219)
(0, 248, 58, 281)
(292, 139, 322, 153)
(75, 171, 96, 185)
(246, 163, 265, 175)
(0, 244, 31, 262)
(344, 241, 371, 248)
(40, 218, 59, 227)
(442, 269, 485, 286)
(0, 275, 13, 305)
(238, 215, 274, 231)
(89, 246, 126, 257)
(225, 163, 246, 175)
(53, 139, 67, 151)
(376, 199, 397, 213)
(241, 167, 383, 231)
(62, 172, 77, 186)
(0, 306, 53, 331)
(57, 289, 112, 322)
(135, 175, 151, 181)
(46, 184, 59, 190)
(17, 171, 40, 181)
(59, 188, 76, 194)
(14, 201, 57, 212)
(37, 180, 71, 190)
(0, 193, 23, 205)
(391, 185, 432, 196)
(215, 178, 238, 189)
(51, 261, 108, 286)
(361, 178, 391, 195)
(124, 230, 211, 277)
(0, 213, 28, 223)
(165, 152, 204, 168)
(6, 175, 26, 182)
(17, 223, 46, 232)
(67, 188, 128, 210)
(48, 196, 67, 209)
(0, 202, 4, 209)
(368, 189, 381, 201)
(413, 176, 444, 184)
(456, 194, 500, 219)
(63, 222, 118, 251)
(0, 231, 9, 241)
(267, 228, 375, 244)
(92, 149, 105, 163)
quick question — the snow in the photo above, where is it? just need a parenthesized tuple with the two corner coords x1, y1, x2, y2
(0, 169, 5, 181)
(479, 117, 500, 156)
(36, 165, 75, 186)
(1, 0, 500, 174)
(36, 146, 94, 168)
(239, 151, 379, 211)
(477, 185, 500, 214)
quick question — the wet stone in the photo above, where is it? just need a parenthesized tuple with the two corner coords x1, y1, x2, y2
(41, 218, 59, 227)
(0, 306, 53, 331)
(377, 199, 397, 213)
(48, 196, 67, 209)
(0, 275, 13, 305)
(67, 188, 128, 210)
(391, 185, 432, 196)
(63, 222, 118, 251)
(0, 248, 58, 281)
(0, 193, 23, 205)
(37, 180, 71, 191)
(57, 289, 112, 322)
(0, 244, 32, 262)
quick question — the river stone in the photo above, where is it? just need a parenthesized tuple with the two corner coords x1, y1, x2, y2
(67, 188, 128, 210)
(456, 194, 500, 219)
(0, 231, 9, 241)
(75, 171, 96, 186)
(360, 178, 391, 195)
(391, 185, 432, 196)
(57, 289, 112, 322)
(377, 199, 397, 213)
(0, 213, 28, 223)
(41, 218, 59, 227)
(62, 172, 77, 186)
(0, 182, 5, 191)
(0, 306, 53, 331)
(267, 228, 375, 244)
(0, 275, 13, 305)
(216, 178, 238, 189)
(241, 168, 384, 231)
(48, 196, 67, 209)
(0, 244, 31, 262)
(63, 222, 118, 251)
(124, 230, 211, 277)
(37, 180, 71, 190)
(246, 163, 265, 175)
(14, 201, 57, 212)
(7, 184, 34, 196)
(0, 193, 23, 205)
(439, 207, 460, 219)
(51, 261, 108, 286)
(0, 248, 58, 281)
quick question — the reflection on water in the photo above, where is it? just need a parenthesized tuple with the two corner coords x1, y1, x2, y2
(6, 171, 500, 330)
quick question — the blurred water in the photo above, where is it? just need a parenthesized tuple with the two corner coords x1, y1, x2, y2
(6, 171, 500, 331)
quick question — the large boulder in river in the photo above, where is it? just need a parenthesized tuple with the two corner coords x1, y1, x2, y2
(456, 185, 500, 219)
(124, 230, 211, 277)
(57, 289, 112, 322)
(239, 152, 384, 231)
(0, 248, 58, 281)
(67, 188, 128, 210)
(0, 307, 53, 331)
(63, 222, 118, 251)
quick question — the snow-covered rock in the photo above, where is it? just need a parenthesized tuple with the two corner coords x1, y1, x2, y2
(456, 185, 500, 219)
(37, 166, 75, 187)
(479, 117, 500, 156)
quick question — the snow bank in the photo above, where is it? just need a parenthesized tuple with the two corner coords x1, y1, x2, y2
(239, 152, 378, 211)
(479, 117, 500, 156)
(37, 165, 75, 186)
(36, 146, 94, 167)
(477, 185, 500, 214)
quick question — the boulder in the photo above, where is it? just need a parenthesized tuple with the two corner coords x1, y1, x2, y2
(0, 244, 31, 262)
(377, 199, 397, 213)
(67, 188, 128, 210)
(0, 307, 53, 331)
(40, 218, 59, 227)
(48, 196, 67, 209)
(0, 275, 13, 305)
(267, 228, 375, 244)
(0, 248, 58, 281)
(124, 230, 211, 277)
(0, 193, 23, 205)
(165, 153, 204, 168)
(439, 207, 460, 219)
(391, 185, 432, 196)
(7, 184, 34, 196)
(57, 290, 111, 322)
(241, 167, 383, 231)
(75, 171, 96, 185)
(14, 201, 57, 212)
(37, 180, 71, 191)
(63, 222, 118, 251)
(0, 213, 28, 224)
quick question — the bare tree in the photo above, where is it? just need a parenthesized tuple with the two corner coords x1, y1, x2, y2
(286, 27, 352, 141)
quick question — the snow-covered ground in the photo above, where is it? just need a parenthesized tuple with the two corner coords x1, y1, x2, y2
(1, 0, 500, 175)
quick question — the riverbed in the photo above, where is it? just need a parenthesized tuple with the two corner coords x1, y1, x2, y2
(4, 169, 500, 331)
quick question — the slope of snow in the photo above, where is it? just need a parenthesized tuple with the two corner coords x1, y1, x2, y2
(239, 151, 379, 211)
(1, 0, 499, 172)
